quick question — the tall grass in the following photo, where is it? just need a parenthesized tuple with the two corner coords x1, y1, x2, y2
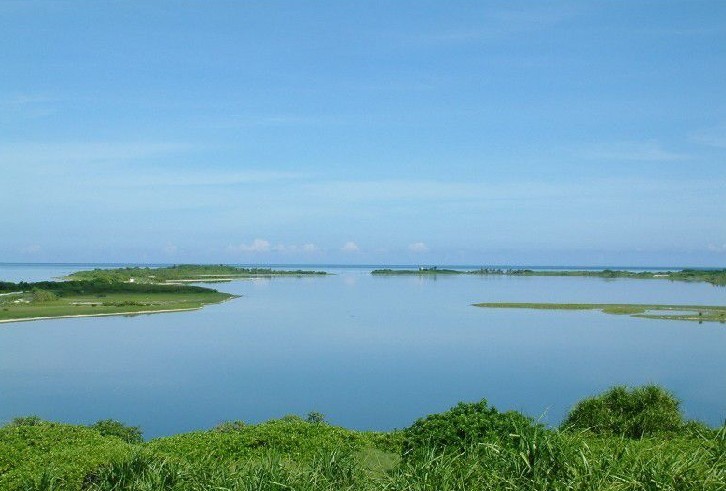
(4, 386, 724, 491)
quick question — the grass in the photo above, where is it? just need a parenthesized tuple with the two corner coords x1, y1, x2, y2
(0, 289, 234, 321)
(2, 385, 724, 490)
(473, 302, 726, 323)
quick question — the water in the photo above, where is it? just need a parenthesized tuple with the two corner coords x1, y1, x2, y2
(1, 263, 725, 438)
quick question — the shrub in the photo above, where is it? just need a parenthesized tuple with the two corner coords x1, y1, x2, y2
(212, 420, 246, 433)
(561, 385, 684, 438)
(31, 288, 57, 303)
(306, 411, 326, 424)
(89, 419, 143, 444)
(9, 415, 44, 427)
(402, 399, 537, 456)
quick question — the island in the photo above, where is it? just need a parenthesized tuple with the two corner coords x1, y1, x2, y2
(371, 267, 726, 286)
(0, 264, 327, 324)
(473, 302, 726, 323)
(65, 264, 329, 283)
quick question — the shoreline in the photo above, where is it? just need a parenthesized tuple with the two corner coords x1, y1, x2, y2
(0, 307, 203, 324)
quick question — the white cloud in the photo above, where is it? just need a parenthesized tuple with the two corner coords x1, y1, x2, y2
(272, 242, 319, 253)
(341, 241, 360, 252)
(228, 239, 271, 253)
(707, 243, 726, 253)
(228, 240, 319, 254)
(302, 243, 318, 253)
(409, 242, 429, 253)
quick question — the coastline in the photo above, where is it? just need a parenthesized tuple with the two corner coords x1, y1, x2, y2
(0, 306, 202, 324)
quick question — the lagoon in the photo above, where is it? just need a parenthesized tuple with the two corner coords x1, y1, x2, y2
(1, 263, 725, 438)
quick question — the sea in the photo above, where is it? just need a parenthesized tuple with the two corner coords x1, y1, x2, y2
(1, 263, 724, 438)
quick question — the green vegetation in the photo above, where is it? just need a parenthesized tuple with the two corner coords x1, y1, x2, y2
(561, 385, 685, 438)
(473, 302, 726, 323)
(372, 267, 726, 286)
(88, 420, 143, 444)
(0, 279, 235, 323)
(66, 264, 328, 284)
(2, 385, 724, 490)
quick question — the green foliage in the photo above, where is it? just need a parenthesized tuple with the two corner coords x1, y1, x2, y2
(561, 385, 685, 437)
(211, 420, 246, 433)
(2, 388, 724, 490)
(0, 420, 131, 490)
(9, 416, 43, 427)
(89, 420, 143, 444)
(31, 289, 57, 303)
(306, 411, 326, 424)
(402, 399, 537, 456)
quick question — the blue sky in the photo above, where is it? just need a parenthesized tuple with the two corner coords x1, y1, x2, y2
(1, 1, 725, 266)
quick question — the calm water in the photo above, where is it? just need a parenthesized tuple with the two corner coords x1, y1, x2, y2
(1, 264, 725, 438)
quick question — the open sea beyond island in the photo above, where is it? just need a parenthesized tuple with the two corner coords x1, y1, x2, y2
(1, 263, 725, 438)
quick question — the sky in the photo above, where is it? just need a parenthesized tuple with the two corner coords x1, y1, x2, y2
(1, 1, 725, 266)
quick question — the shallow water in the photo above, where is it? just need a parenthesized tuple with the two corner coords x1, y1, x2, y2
(1, 264, 725, 437)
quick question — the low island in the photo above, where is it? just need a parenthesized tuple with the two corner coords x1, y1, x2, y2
(473, 302, 726, 323)
(0, 264, 327, 324)
(371, 267, 726, 286)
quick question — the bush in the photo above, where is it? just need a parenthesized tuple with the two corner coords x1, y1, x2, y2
(561, 385, 684, 438)
(402, 399, 537, 456)
(212, 420, 246, 433)
(9, 415, 44, 427)
(306, 411, 326, 424)
(89, 419, 143, 444)
(31, 288, 57, 303)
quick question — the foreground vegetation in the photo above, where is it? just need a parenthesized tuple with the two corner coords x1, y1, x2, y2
(372, 267, 726, 286)
(0, 279, 235, 323)
(2, 385, 723, 490)
(473, 302, 726, 323)
(66, 265, 328, 284)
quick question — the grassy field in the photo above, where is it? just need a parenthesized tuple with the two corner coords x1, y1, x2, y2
(0, 291, 233, 323)
(473, 302, 726, 323)
(0, 278, 236, 324)
(1, 385, 723, 490)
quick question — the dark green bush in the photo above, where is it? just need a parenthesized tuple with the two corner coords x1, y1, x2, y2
(402, 399, 537, 456)
(212, 420, 246, 433)
(306, 411, 326, 424)
(561, 385, 684, 438)
(9, 415, 44, 427)
(89, 420, 143, 444)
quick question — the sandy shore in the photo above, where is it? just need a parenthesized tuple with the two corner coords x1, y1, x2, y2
(0, 307, 201, 324)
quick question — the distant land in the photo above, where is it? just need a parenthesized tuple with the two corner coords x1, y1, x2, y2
(0, 265, 327, 323)
(473, 303, 726, 323)
(371, 267, 726, 286)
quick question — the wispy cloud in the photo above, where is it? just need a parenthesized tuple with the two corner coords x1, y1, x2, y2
(691, 125, 726, 149)
(228, 239, 271, 253)
(0, 140, 305, 187)
(0, 141, 192, 166)
(577, 141, 690, 162)
(408, 242, 429, 253)
(396, 4, 581, 46)
(227, 240, 319, 254)
(341, 241, 360, 253)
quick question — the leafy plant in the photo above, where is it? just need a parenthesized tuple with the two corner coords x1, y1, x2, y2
(402, 399, 537, 456)
(89, 420, 143, 444)
(561, 385, 684, 437)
